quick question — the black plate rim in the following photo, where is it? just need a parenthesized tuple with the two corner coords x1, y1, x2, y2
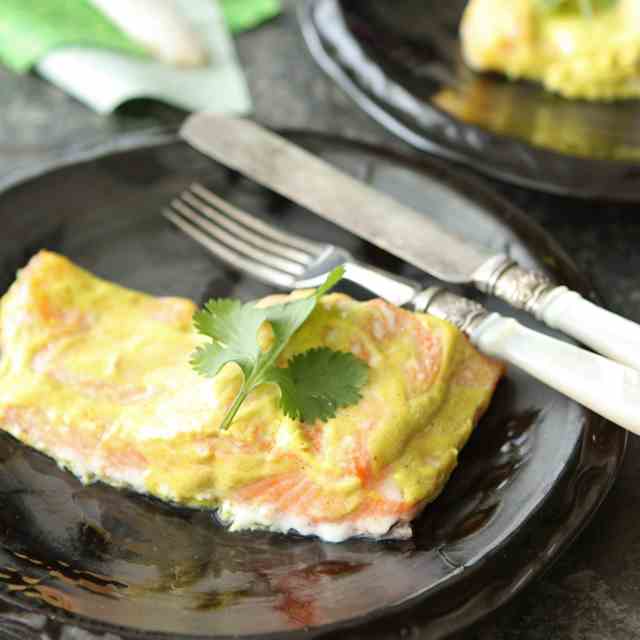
(0, 128, 628, 640)
(298, 0, 640, 202)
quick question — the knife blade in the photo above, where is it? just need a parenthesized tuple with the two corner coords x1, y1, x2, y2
(181, 114, 489, 283)
(180, 114, 640, 372)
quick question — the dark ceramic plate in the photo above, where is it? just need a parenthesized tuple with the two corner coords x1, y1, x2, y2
(0, 129, 626, 640)
(299, 0, 640, 201)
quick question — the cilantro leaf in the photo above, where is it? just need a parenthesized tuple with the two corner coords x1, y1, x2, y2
(263, 265, 344, 352)
(191, 266, 368, 430)
(191, 299, 265, 379)
(536, 0, 617, 15)
(536, 0, 567, 9)
(267, 348, 370, 423)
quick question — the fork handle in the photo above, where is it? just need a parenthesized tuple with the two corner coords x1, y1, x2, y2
(344, 261, 422, 308)
(474, 314, 640, 433)
(417, 288, 640, 434)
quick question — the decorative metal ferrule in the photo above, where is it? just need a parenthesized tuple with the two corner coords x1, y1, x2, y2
(472, 255, 558, 319)
(412, 287, 490, 336)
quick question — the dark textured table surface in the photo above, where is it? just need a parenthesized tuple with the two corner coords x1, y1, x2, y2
(1, 2, 639, 639)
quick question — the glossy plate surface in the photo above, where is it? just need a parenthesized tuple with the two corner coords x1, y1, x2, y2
(0, 130, 626, 639)
(300, 0, 640, 200)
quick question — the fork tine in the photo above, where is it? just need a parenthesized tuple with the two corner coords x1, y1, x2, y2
(170, 198, 306, 277)
(190, 183, 324, 256)
(163, 209, 296, 289)
(181, 190, 313, 266)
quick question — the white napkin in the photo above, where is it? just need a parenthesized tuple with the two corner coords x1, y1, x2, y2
(36, 0, 252, 115)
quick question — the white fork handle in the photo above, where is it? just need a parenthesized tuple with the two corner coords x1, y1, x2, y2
(538, 287, 640, 372)
(471, 314, 640, 433)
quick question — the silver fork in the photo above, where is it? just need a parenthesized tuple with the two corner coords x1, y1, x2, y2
(163, 182, 425, 308)
(163, 183, 640, 433)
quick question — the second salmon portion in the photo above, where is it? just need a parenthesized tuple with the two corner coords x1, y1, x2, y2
(0, 251, 503, 542)
(461, 0, 640, 101)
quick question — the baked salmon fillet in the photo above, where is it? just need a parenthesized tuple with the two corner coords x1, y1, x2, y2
(0, 252, 503, 542)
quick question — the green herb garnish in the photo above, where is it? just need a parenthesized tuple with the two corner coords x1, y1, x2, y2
(536, 0, 617, 16)
(191, 267, 369, 430)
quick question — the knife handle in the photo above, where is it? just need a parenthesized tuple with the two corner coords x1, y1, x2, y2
(417, 288, 640, 434)
(474, 256, 640, 372)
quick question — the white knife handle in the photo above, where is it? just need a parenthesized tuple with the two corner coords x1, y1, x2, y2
(537, 287, 640, 372)
(474, 255, 640, 372)
(472, 314, 640, 433)
(419, 287, 640, 433)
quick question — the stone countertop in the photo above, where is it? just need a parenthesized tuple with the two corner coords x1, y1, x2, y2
(1, 2, 639, 639)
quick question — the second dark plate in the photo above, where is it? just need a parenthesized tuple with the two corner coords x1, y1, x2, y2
(300, 0, 640, 201)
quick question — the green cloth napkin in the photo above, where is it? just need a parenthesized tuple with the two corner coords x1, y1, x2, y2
(0, 0, 281, 74)
(0, 0, 147, 73)
(220, 0, 281, 33)
(36, 0, 252, 114)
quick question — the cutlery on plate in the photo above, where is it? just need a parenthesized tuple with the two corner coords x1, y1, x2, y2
(180, 114, 640, 372)
(163, 183, 640, 433)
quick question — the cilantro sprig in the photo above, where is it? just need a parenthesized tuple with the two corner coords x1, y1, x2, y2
(191, 267, 369, 430)
(536, 0, 617, 16)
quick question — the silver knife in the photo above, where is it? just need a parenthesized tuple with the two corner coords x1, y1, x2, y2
(181, 114, 640, 372)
